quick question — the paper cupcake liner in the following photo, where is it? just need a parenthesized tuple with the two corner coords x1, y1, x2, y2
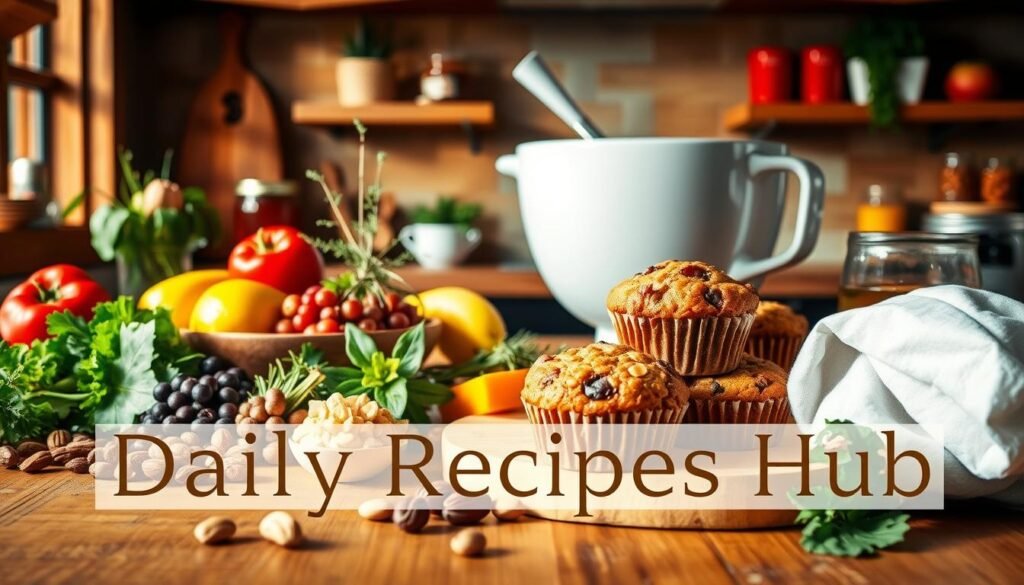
(522, 400, 686, 472)
(610, 312, 754, 376)
(745, 335, 805, 372)
(681, 397, 791, 451)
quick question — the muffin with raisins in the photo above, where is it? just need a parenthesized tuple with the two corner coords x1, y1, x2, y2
(607, 260, 759, 376)
(745, 301, 809, 371)
(522, 343, 689, 469)
(522, 342, 688, 421)
(684, 354, 790, 424)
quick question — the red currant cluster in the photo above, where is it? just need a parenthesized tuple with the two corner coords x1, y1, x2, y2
(275, 285, 421, 335)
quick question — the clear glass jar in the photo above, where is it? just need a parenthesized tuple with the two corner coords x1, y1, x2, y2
(233, 179, 298, 245)
(980, 156, 1014, 204)
(839, 232, 981, 311)
(856, 184, 906, 232)
(938, 152, 977, 202)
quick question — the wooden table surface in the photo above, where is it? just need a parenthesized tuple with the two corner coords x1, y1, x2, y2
(0, 472, 1022, 585)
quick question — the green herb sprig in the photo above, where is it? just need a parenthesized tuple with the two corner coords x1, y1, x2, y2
(844, 19, 925, 128)
(254, 349, 326, 416)
(323, 322, 451, 423)
(418, 330, 548, 385)
(410, 196, 482, 227)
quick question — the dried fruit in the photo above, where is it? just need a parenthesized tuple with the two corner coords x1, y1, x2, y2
(450, 529, 487, 557)
(703, 288, 723, 309)
(65, 457, 90, 474)
(0, 445, 21, 469)
(583, 376, 616, 400)
(194, 516, 236, 545)
(393, 498, 430, 533)
(358, 498, 395, 522)
(47, 430, 72, 450)
(19, 450, 53, 473)
(681, 264, 710, 280)
(259, 511, 303, 548)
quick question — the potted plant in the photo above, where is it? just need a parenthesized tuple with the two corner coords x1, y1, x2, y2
(399, 196, 482, 270)
(337, 18, 394, 106)
(72, 149, 219, 297)
(845, 19, 927, 127)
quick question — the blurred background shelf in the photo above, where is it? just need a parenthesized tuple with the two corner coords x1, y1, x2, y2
(724, 101, 1024, 132)
(0, 0, 56, 39)
(292, 100, 495, 127)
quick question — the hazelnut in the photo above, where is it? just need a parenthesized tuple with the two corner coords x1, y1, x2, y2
(450, 529, 487, 557)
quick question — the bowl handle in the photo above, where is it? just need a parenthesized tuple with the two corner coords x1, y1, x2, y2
(495, 154, 519, 178)
(731, 153, 825, 282)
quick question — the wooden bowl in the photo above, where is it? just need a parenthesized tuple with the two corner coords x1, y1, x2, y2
(180, 319, 442, 376)
(0, 198, 41, 231)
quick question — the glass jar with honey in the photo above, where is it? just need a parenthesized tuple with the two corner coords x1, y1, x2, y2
(839, 232, 981, 311)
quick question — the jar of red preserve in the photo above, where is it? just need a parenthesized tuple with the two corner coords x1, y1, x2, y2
(233, 179, 299, 245)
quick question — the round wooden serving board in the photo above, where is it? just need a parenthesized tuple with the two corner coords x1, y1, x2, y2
(444, 413, 799, 530)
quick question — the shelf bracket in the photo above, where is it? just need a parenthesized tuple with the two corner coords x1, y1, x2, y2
(461, 120, 482, 155)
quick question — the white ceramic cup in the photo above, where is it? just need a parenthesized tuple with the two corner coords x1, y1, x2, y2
(496, 138, 825, 336)
(399, 223, 482, 270)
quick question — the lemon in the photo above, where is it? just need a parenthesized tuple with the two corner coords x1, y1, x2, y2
(410, 287, 506, 363)
(138, 270, 229, 328)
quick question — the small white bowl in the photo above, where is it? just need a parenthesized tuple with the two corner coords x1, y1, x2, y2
(289, 439, 392, 483)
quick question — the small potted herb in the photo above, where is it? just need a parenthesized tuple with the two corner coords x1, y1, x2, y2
(399, 196, 482, 270)
(845, 19, 928, 127)
(71, 149, 219, 297)
(337, 18, 394, 106)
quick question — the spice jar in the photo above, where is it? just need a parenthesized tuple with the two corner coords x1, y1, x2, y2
(747, 47, 792, 104)
(420, 53, 464, 102)
(980, 157, 1014, 204)
(938, 152, 977, 202)
(856, 184, 906, 233)
(233, 179, 298, 245)
(801, 45, 843, 104)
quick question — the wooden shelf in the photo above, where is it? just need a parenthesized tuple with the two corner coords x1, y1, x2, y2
(325, 263, 839, 299)
(0, 0, 56, 39)
(724, 101, 1024, 132)
(0, 227, 99, 277)
(200, 0, 410, 10)
(292, 100, 495, 127)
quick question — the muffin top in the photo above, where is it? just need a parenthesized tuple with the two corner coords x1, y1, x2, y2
(606, 260, 759, 319)
(750, 301, 809, 337)
(686, 354, 787, 402)
(522, 342, 689, 415)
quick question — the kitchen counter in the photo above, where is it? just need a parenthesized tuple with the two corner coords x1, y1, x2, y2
(326, 264, 842, 299)
(0, 472, 1020, 584)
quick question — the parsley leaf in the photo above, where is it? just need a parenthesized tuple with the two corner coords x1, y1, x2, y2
(88, 321, 161, 425)
(797, 509, 911, 557)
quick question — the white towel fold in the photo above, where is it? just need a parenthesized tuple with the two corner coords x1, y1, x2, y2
(789, 285, 1024, 505)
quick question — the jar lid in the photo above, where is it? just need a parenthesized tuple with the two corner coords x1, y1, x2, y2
(922, 212, 1024, 233)
(236, 179, 298, 198)
(848, 231, 979, 246)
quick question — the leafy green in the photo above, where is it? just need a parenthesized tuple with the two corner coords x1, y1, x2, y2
(343, 17, 391, 58)
(797, 509, 911, 557)
(322, 322, 451, 423)
(253, 348, 326, 415)
(409, 196, 482, 227)
(844, 19, 925, 128)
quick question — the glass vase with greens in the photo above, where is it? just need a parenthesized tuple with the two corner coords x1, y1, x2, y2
(77, 149, 219, 298)
(844, 19, 926, 128)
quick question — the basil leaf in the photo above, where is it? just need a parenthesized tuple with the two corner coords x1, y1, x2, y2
(337, 379, 364, 397)
(403, 400, 429, 424)
(392, 322, 425, 378)
(376, 378, 407, 419)
(344, 324, 378, 369)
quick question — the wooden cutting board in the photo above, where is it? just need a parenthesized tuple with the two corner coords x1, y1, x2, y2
(443, 412, 798, 530)
(179, 12, 283, 255)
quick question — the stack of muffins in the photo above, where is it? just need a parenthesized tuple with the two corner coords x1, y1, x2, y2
(521, 260, 808, 430)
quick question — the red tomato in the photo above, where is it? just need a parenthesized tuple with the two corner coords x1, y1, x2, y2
(281, 295, 301, 318)
(228, 227, 324, 295)
(303, 324, 317, 335)
(945, 62, 998, 102)
(314, 288, 338, 308)
(319, 306, 338, 321)
(315, 319, 340, 333)
(292, 310, 315, 331)
(383, 292, 402, 313)
(0, 264, 110, 344)
(340, 299, 364, 322)
(275, 319, 295, 334)
(387, 312, 410, 330)
(358, 318, 378, 331)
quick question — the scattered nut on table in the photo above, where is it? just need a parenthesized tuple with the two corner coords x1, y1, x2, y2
(194, 516, 236, 545)
(358, 498, 395, 522)
(450, 529, 487, 557)
(492, 498, 527, 522)
(393, 498, 430, 533)
(259, 511, 303, 548)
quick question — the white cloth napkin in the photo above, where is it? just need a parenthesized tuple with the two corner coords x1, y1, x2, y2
(789, 285, 1024, 505)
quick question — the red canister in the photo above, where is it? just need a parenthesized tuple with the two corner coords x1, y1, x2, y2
(748, 46, 792, 104)
(801, 45, 843, 104)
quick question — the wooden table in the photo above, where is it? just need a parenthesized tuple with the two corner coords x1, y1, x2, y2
(0, 472, 1021, 584)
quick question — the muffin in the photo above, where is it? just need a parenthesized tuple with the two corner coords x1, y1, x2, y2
(607, 260, 759, 375)
(522, 342, 689, 469)
(745, 301, 809, 371)
(684, 354, 790, 424)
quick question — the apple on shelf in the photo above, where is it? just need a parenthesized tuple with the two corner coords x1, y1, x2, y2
(946, 61, 999, 102)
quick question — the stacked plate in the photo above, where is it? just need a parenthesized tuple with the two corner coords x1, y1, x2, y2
(0, 197, 41, 231)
